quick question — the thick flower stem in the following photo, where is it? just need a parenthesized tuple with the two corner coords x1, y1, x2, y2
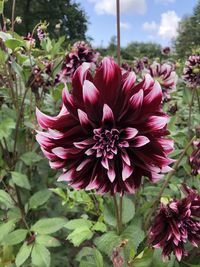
(145, 136, 196, 231)
(113, 195, 121, 234)
(11, 0, 16, 32)
(119, 195, 123, 232)
(116, 0, 121, 65)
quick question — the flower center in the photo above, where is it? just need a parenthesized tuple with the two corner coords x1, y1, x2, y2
(91, 128, 128, 159)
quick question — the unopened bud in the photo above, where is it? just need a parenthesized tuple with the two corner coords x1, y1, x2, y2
(195, 125, 200, 138)
(15, 16, 22, 24)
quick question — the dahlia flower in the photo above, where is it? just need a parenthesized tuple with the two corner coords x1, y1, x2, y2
(56, 41, 99, 83)
(149, 185, 200, 261)
(133, 59, 145, 74)
(183, 55, 200, 86)
(148, 62, 178, 102)
(36, 57, 173, 194)
(190, 141, 200, 175)
(162, 47, 171, 56)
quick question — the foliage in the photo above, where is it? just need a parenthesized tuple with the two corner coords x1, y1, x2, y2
(0, 2, 200, 267)
(4, 0, 88, 41)
(174, 1, 200, 57)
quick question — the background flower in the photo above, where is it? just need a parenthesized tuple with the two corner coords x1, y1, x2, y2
(183, 55, 200, 86)
(149, 185, 200, 261)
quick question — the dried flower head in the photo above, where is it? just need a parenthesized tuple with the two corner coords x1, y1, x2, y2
(190, 141, 200, 175)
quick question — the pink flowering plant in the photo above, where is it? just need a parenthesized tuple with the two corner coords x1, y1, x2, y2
(0, 1, 200, 267)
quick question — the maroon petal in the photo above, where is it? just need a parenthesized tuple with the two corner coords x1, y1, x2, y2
(102, 104, 114, 126)
(94, 57, 121, 108)
(132, 136, 150, 147)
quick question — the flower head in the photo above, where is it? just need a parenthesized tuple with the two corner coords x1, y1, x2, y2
(133, 59, 145, 74)
(183, 55, 200, 86)
(23, 33, 36, 47)
(36, 57, 173, 194)
(190, 141, 200, 175)
(162, 47, 171, 56)
(149, 185, 200, 261)
(148, 62, 178, 102)
(56, 41, 99, 83)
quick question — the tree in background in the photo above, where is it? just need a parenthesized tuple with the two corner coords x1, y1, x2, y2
(174, 1, 200, 58)
(4, 0, 88, 41)
(121, 41, 162, 60)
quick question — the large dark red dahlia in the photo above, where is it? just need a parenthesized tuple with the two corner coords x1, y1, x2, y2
(149, 185, 200, 261)
(55, 41, 99, 83)
(190, 141, 200, 175)
(36, 57, 173, 194)
(183, 55, 200, 86)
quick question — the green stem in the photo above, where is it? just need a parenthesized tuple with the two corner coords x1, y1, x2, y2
(113, 195, 120, 234)
(119, 195, 123, 233)
(11, 0, 16, 32)
(196, 88, 200, 114)
(144, 136, 196, 230)
(188, 87, 196, 135)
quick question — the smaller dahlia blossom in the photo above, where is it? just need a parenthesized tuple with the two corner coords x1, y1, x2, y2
(133, 59, 145, 74)
(149, 185, 200, 261)
(162, 47, 171, 56)
(183, 55, 200, 86)
(190, 141, 200, 175)
(23, 33, 36, 47)
(37, 26, 47, 41)
(148, 62, 178, 102)
(36, 57, 173, 194)
(55, 41, 99, 84)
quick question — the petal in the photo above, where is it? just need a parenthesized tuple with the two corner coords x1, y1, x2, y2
(52, 147, 69, 159)
(57, 169, 74, 181)
(120, 149, 131, 166)
(143, 115, 169, 132)
(77, 109, 93, 131)
(83, 80, 101, 120)
(62, 86, 77, 118)
(72, 62, 91, 107)
(132, 136, 150, 147)
(122, 162, 133, 181)
(76, 158, 91, 171)
(94, 57, 121, 107)
(102, 104, 114, 126)
(122, 127, 138, 140)
(107, 162, 116, 182)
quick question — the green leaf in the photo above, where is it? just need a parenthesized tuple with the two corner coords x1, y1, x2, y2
(31, 243, 50, 267)
(152, 249, 175, 267)
(0, 189, 15, 208)
(92, 222, 107, 233)
(93, 248, 104, 267)
(121, 219, 145, 253)
(20, 152, 42, 166)
(103, 195, 135, 226)
(121, 196, 135, 224)
(31, 218, 66, 234)
(0, 118, 15, 141)
(29, 190, 52, 209)
(15, 243, 32, 267)
(94, 231, 121, 256)
(3, 229, 28, 245)
(130, 248, 153, 267)
(4, 38, 25, 50)
(0, 31, 12, 41)
(65, 219, 92, 230)
(0, 220, 15, 242)
(11, 171, 31, 190)
(67, 226, 93, 247)
(36, 235, 61, 247)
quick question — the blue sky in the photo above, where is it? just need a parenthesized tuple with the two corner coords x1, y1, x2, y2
(79, 0, 199, 47)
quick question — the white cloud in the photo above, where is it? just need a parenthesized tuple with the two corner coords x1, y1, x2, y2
(88, 0, 147, 15)
(120, 21, 131, 30)
(159, 11, 181, 39)
(155, 0, 175, 4)
(142, 21, 159, 32)
(142, 10, 181, 40)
